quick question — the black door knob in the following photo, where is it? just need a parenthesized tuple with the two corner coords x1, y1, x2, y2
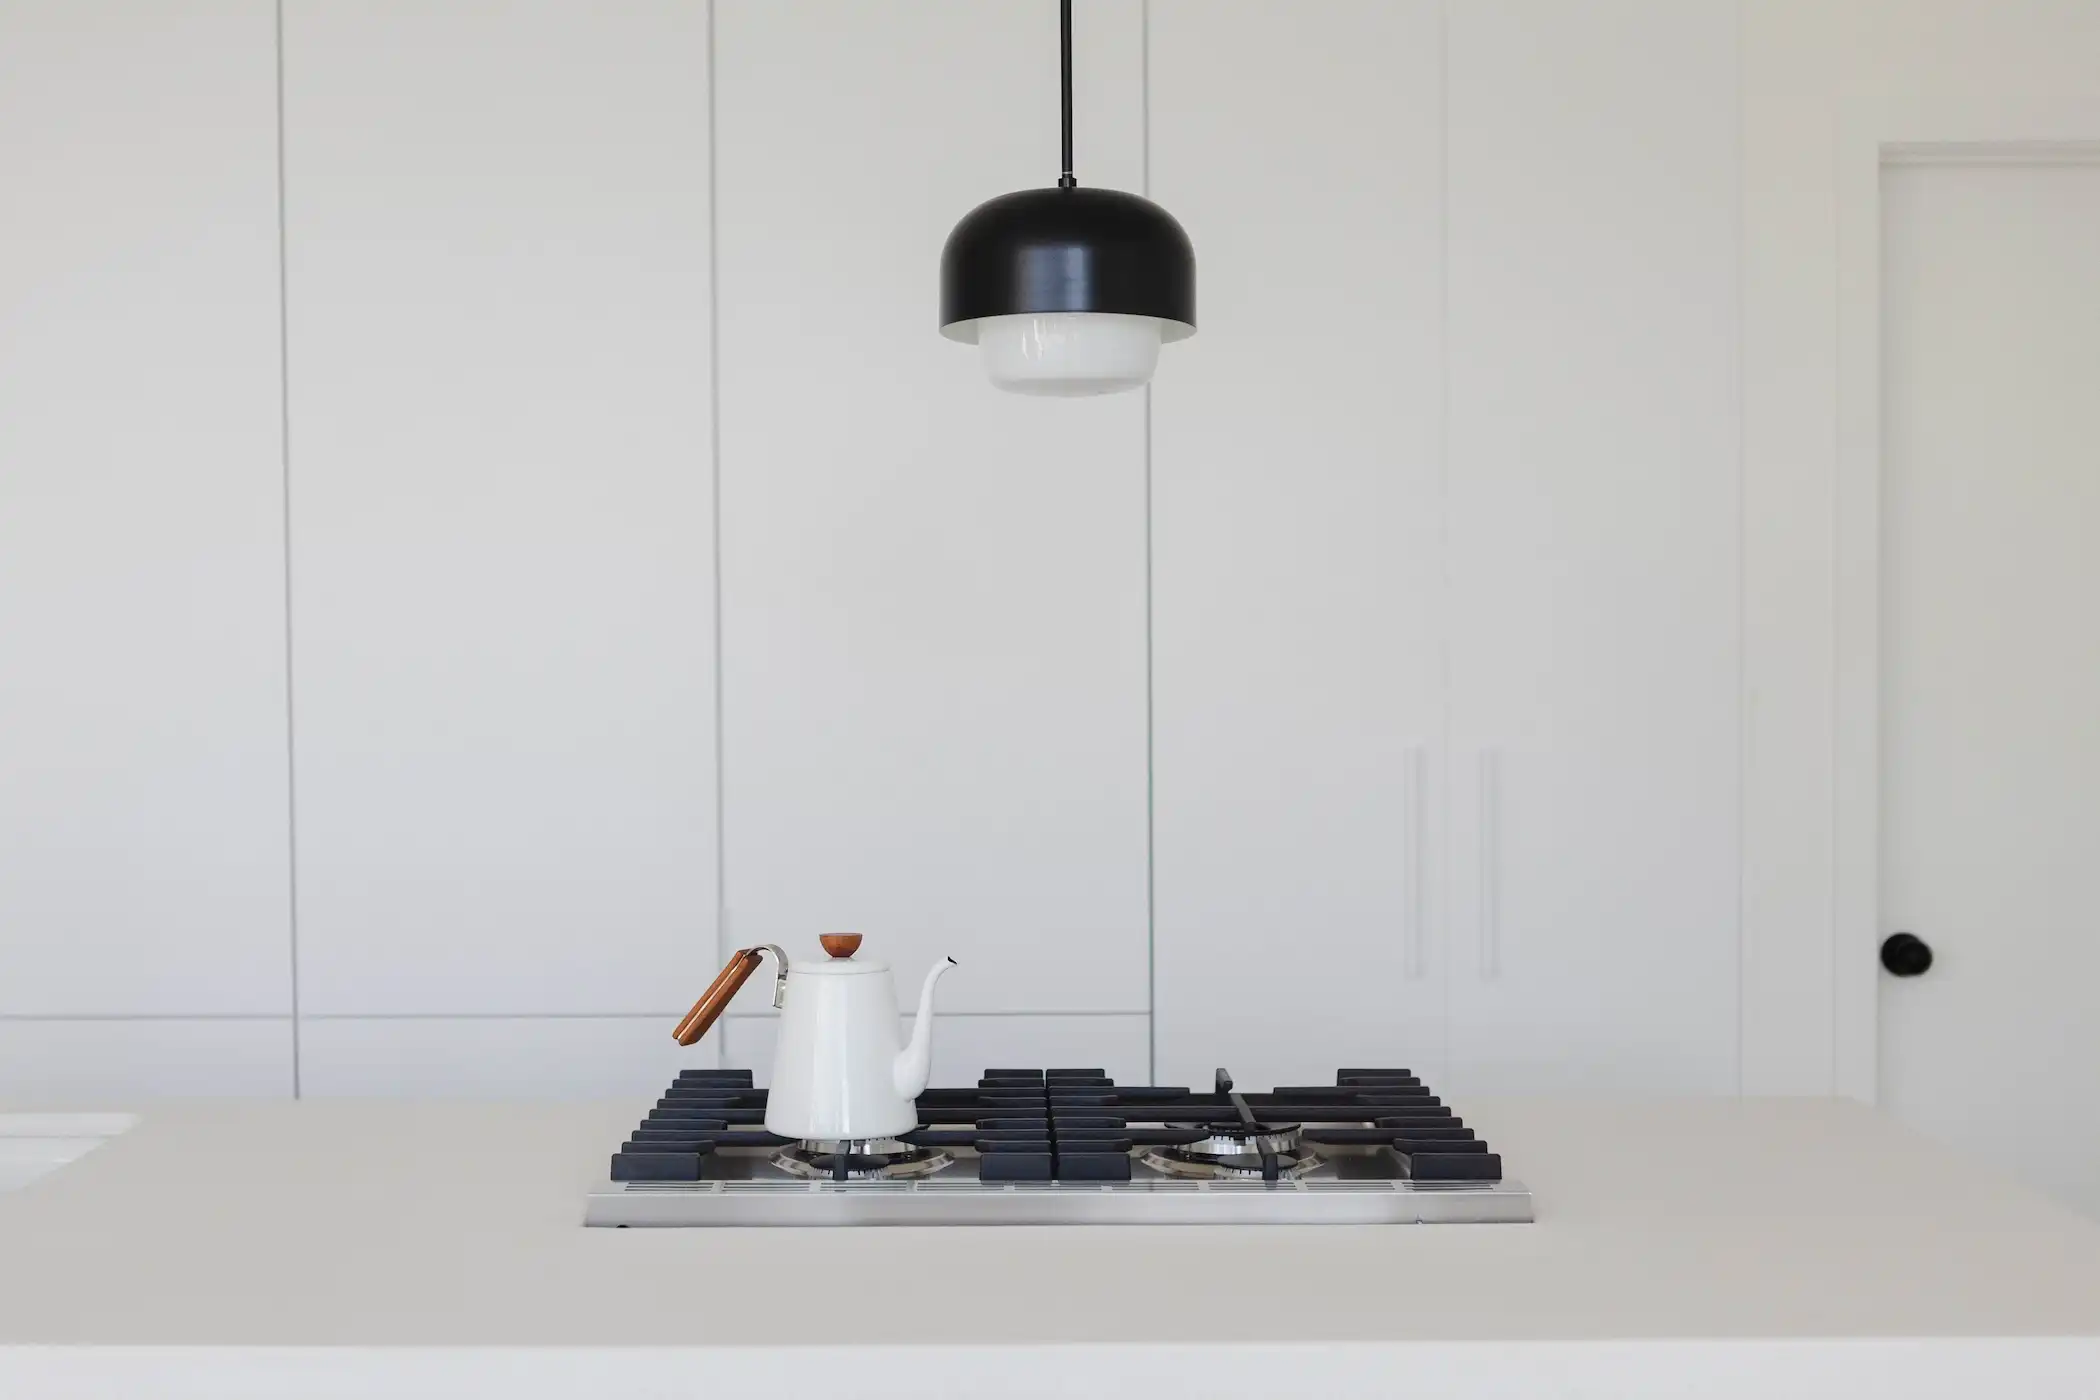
(1881, 932, 1933, 977)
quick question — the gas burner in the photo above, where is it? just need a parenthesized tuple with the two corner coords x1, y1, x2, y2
(771, 1138, 953, 1182)
(1141, 1122, 1322, 1181)
(1141, 1071, 1328, 1180)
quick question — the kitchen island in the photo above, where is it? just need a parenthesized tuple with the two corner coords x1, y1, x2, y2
(2, 1097, 2096, 1397)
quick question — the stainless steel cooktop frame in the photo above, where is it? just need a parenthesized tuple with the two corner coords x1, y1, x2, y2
(584, 1175, 1534, 1226)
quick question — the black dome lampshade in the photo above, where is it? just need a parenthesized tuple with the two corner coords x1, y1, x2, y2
(939, 0, 1196, 396)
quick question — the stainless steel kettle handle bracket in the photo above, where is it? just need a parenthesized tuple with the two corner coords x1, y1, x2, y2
(758, 944, 789, 1007)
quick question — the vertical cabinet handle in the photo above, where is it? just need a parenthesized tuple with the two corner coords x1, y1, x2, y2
(1403, 745, 1426, 979)
(1478, 748, 1501, 980)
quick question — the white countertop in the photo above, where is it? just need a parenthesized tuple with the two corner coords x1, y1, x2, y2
(3, 1096, 2098, 1396)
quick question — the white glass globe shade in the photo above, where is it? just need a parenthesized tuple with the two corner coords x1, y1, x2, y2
(973, 312, 1165, 397)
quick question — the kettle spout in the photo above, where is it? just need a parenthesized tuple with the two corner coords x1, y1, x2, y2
(892, 956, 958, 1100)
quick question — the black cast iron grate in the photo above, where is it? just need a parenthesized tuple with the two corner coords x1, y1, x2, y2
(610, 1066, 1503, 1188)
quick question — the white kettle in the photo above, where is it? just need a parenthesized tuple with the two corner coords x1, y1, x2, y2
(673, 933, 957, 1142)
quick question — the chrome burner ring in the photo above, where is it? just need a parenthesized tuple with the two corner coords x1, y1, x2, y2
(772, 1138, 953, 1182)
(1139, 1145, 1325, 1181)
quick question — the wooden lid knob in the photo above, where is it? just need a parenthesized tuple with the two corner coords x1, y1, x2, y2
(819, 933, 863, 959)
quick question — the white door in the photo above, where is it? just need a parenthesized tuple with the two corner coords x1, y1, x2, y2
(1880, 158, 2100, 1216)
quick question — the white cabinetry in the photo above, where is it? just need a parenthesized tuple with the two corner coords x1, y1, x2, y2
(1442, 0, 1739, 1094)
(712, 0, 1151, 1019)
(281, 1, 717, 1025)
(1150, 0, 1447, 1090)
(0, 1, 291, 1031)
(1150, 0, 1741, 1094)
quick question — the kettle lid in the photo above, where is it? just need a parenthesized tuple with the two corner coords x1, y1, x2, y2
(789, 931, 888, 976)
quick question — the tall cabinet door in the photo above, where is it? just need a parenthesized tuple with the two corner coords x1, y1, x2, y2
(1150, 0, 1447, 1090)
(1443, 0, 1740, 1094)
(0, 1, 293, 1092)
(282, 1, 718, 1089)
(713, 0, 1151, 1035)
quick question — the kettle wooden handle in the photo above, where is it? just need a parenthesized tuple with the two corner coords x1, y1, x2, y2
(673, 947, 767, 1046)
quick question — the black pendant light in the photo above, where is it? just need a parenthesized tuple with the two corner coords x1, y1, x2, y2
(939, 0, 1196, 396)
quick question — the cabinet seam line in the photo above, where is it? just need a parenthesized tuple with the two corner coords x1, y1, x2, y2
(274, 0, 303, 1100)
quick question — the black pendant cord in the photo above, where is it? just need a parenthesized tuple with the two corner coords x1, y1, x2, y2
(1058, 0, 1076, 188)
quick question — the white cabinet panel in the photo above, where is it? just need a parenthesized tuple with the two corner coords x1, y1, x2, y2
(0, 1021, 292, 1101)
(713, 2, 1149, 1014)
(282, 3, 716, 1014)
(1444, 0, 1740, 1093)
(721, 1015, 1149, 1090)
(1149, 0, 1447, 1090)
(0, 1, 290, 1015)
(299, 1017, 712, 1098)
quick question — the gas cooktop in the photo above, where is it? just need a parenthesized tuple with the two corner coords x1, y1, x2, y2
(585, 1066, 1531, 1226)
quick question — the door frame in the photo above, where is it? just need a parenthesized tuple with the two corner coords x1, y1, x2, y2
(1832, 99, 2100, 1101)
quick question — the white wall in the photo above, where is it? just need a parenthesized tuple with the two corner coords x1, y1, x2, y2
(8, 0, 2095, 1101)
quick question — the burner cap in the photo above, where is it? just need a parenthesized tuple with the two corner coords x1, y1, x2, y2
(1182, 1122, 1303, 1158)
